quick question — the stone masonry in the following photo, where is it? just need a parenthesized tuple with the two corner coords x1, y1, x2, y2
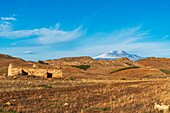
(8, 63, 63, 78)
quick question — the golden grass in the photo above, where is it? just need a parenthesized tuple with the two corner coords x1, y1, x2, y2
(0, 78, 169, 113)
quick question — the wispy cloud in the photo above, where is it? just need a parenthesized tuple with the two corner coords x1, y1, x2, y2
(0, 21, 12, 31)
(83, 26, 149, 46)
(0, 16, 169, 60)
(1, 17, 16, 21)
(38, 26, 85, 44)
(68, 26, 170, 58)
(0, 20, 85, 44)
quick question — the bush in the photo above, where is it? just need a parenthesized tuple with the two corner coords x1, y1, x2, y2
(110, 66, 140, 74)
(69, 77, 76, 80)
(160, 69, 170, 74)
(71, 65, 90, 70)
(121, 78, 126, 80)
(38, 60, 48, 65)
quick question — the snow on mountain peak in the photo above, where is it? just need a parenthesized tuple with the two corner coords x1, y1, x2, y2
(117, 51, 123, 54)
(93, 51, 144, 61)
(109, 51, 114, 53)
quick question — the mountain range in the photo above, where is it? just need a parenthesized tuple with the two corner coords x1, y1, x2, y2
(93, 51, 144, 61)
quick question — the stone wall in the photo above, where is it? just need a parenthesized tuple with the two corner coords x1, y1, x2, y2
(8, 63, 63, 78)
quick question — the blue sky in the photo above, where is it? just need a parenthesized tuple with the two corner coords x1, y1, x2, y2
(0, 0, 170, 61)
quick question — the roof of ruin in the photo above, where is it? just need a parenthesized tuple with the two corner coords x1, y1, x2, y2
(9, 63, 62, 70)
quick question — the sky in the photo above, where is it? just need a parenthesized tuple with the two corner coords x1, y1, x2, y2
(0, 0, 170, 61)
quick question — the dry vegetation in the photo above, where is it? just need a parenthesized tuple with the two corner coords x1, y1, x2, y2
(0, 54, 169, 113)
(0, 77, 169, 113)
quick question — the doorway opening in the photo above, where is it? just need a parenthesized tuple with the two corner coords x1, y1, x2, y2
(47, 72, 52, 78)
(22, 70, 28, 76)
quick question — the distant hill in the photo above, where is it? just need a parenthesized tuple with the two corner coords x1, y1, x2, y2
(44, 56, 97, 66)
(0, 54, 27, 75)
(0, 54, 16, 59)
(0, 54, 49, 75)
(93, 51, 144, 61)
(0, 53, 169, 78)
(44, 56, 134, 67)
(137, 57, 170, 70)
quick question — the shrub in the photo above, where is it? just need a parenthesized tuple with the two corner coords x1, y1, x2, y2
(121, 78, 126, 80)
(102, 108, 110, 111)
(110, 66, 140, 74)
(71, 65, 90, 70)
(69, 77, 75, 80)
(38, 60, 49, 65)
(160, 69, 170, 74)
(112, 98, 115, 101)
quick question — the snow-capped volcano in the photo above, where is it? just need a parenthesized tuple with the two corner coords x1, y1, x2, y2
(93, 51, 144, 61)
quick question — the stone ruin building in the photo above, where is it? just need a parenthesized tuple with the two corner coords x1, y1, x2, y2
(8, 63, 63, 78)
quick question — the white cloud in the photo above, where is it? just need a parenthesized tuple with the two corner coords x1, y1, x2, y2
(0, 22, 85, 44)
(38, 26, 84, 44)
(4, 26, 169, 60)
(1, 40, 170, 61)
(0, 16, 16, 31)
(66, 26, 170, 58)
(0, 46, 50, 60)
(24, 51, 34, 54)
(83, 26, 149, 46)
(0, 18, 169, 60)
(1, 17, 16, 21)
(0, 21, 12, 31)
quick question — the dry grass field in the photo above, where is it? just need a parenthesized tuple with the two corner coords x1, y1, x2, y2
(0, 76, 169, 113)
(0, 55, 169, 113)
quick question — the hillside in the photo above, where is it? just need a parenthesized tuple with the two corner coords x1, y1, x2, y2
(44, 56, 97, 66)
(137, 57, 170, 70)
(0, 53, 169, 78)
(0, 54, 51, 75)
(0, 54, 16, 59)
(0, 54, 27, 75)
(45, 56, 134, 67)
(108, 68, 165, 78)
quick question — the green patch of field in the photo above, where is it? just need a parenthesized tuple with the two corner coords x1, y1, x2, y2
(160, 69, 170, 74)
(71, 65, 90, 70)
(110, 66, 140, 74)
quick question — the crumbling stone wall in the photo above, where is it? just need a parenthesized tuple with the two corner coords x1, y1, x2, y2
(8, 63, 63, 78)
